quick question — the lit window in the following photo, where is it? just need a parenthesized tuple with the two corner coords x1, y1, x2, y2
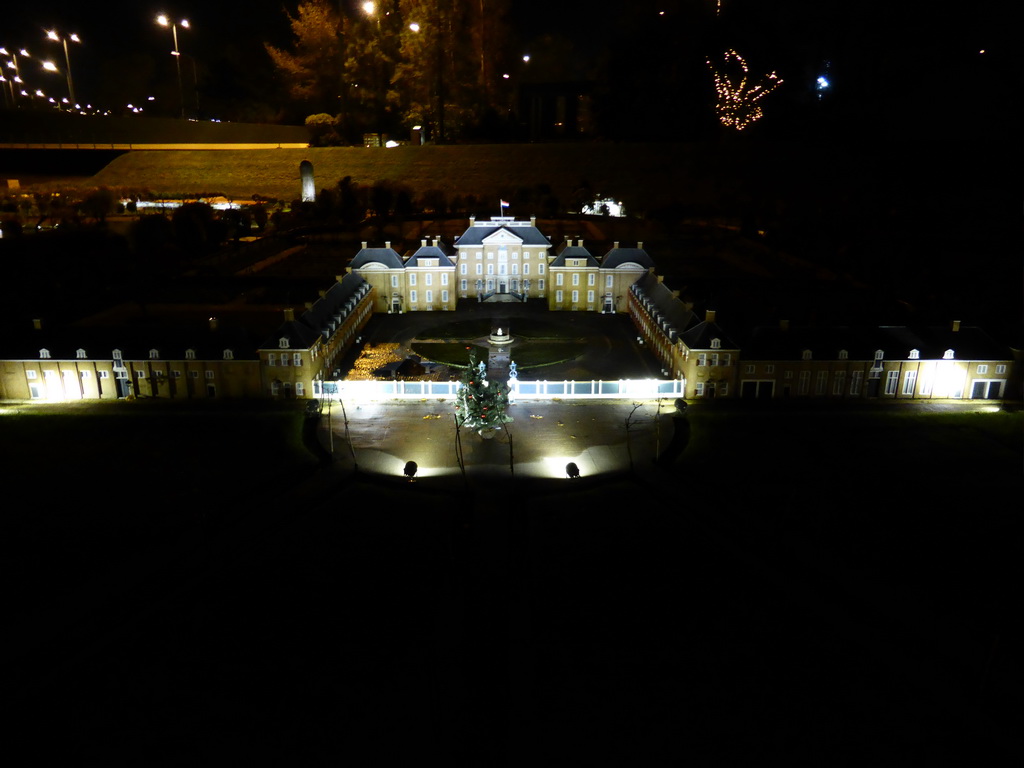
(26, 370, 37, 379)
(39, 349, 51, 359)
(885, 370, 899, 395)
(943, 349, 954, 359)
(996, 364, 1007, 374)
(76, 349, 87, 359)
(98, 370, 109, 379)
(902, 370, 917, 395)
(909, 349, 920, 360)
(976, 364, 988, 374)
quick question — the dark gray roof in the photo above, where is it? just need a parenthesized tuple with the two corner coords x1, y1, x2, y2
(405, 245, 455, 268)
(603, 247, 656, 270)
(350, 246, 405, 269)
(631, 271, 696, 340)
(681, 321, 739, 351)
(263, 272, 370, 350)
(744, 324, 1012, 361)
(455, 219, 551, 247)
(550, 243, 599, 267)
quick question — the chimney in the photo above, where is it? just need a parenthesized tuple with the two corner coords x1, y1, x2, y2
(361, 241, 368, 250)
(336, 275, 344, 283)
(421, 239, 427, 247)
(638, 241, 644, 250)
(780, 319, 789, 331)
(32, 318, 42, 330)
(578, 239, 584, 248)
(530, 216, 536, 226)
(705, 309, 716, 323)
(305, 302, 314, 310)
(319, 290, 327, 298)
(209, 316, 218, 331)
(469, 215, 476, 225)
(385, 241, 391, 250)
(433, 237, 440, 247)
(951, 319, 961, 332)
(672, 290, 680, 299)
(284, 308, 295, 322)
(613, 241, 620, 249)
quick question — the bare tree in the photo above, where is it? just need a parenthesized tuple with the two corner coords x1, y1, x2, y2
(624, 401, 644, 472)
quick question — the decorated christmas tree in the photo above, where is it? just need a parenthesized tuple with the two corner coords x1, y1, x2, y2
(454, 353, 513, 433)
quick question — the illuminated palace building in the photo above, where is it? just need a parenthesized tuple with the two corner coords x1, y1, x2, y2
(0, 217, 1016, 403)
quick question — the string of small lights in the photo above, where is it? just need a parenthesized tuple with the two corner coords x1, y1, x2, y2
(706, 49, 782, 131)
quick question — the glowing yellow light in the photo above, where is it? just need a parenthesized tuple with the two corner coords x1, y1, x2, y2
(707, 49, 782, 130)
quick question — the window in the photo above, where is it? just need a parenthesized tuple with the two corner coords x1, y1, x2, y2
(588, 273, 595, 286)
(710, 354, 719, 367)
(850, 372, 863, 395)
(426, 273, 434, 286)
(442, 290, 449, 303)
(99, 370, 109, 379)
(460, 263, 467, 275)
(838, 349, 848, 360)
(26, 370, 37, 379)
(909, 349, 920, 360)
(280, 354, 289, 366)
(149, 349, 159, 359)
(874, 349, 885, 361)
(476, 264, 483, 275)
(487, 264, 494, 275)
(697, 353, 707, 366)
(76, 349, 87, 359)
(766, 364, 774, 374)
(695, 382, 705, 397)
(816, 371, 827, 395)
(271, 381, 280, 396)
(785, 371, 793, 379)
(171, 370, 181, 378)
(606, 274, 613, 288)
(137, 370, 146, 378)
(538, 279, 545, 290)
(409, 274, 416, 286)
(279, 337, 289, 349)
(460, 279, 467, 291)
(798, 371, 810, 394)
(885, 370, 899, 395)
(802, 349, 812, 361)
(391, 274, 399, 288)
(721, 354, 731, 367)
(571, 290, 579, 304)
(223, 349, 234, 360)
(587, 290, 594, 303)
(523, 263, 530, 276)
(39, 349, 51, 359)
(441, 273, 448, 285)
(205, 370, 215, 379)
(902, 370, 917, 395)
(745, 365, 755, 374)
(976, 364, 988, 374)
(487, 251, 493, 259)
(295, 382, 305, 396)
(44, 370, 57, 378)
(268, 353, 276, 366)
(719, 382, 728, 397)
(711, 338, 721, 349)
(293, 353, 303, 366)
(556, 290, 563, 302)
(426, 290, 433, 304)
(556, 273, 564, 286)
(996, 364, 1007, 374)
(189, 371, 199, 379)
(511, 263, 518, 275)
(833, 372, 846, 395)
(538, 263, 545, 275)
(186, 349, 196, 360)
(410, 290, 417, 303)
(113, 349, 123, 360)
(572, 273, 579, 286)
(943, 349, 954, 359)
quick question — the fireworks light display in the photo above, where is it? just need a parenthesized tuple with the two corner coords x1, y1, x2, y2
(707, 49, 783, 130)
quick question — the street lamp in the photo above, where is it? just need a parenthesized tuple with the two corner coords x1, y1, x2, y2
(156, 14, 190, 118)
(45, 30, 79, 106)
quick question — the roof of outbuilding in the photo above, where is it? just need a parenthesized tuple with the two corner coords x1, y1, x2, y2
(681, 321, 739, 351)
(603, 247, 656, 270)
(455, 219, 551, 247)
(405, 244, 455, 267)
(632, 271, 697, 338)
(550, 243, 599, 267)
(349, 246, 405, 269)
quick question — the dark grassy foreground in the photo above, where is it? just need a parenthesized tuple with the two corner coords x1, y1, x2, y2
(1, 401, 1020, 763)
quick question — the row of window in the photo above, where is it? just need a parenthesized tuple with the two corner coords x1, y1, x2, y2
(267, 353, 304, 367)
(743, 362, 1005, 375)
(39, 348, 235, 361)
(554, 273, 600, 287)
(26, 368, 215, 380)
(554, 290, 598, 304)
(270, 381, 305, 396)
(697, 353, 732, 366)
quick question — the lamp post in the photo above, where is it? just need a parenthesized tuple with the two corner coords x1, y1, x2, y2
(45, 30, 79, 106)
(156, 14, 189, 118)
(1, 48, 29, 108)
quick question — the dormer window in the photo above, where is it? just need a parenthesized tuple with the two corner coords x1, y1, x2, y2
(223, 349, 234, 360)
(149, 349, 160, 360)
(39, 348, 51, 359)
(112, 349, 123, 361)
(838, 349, 848, 360)
(186, 349, 196, 360)
(76, 349, 87, 359)
(802, 349, 812, 361)
(943, 349, 954, 360)
(279, 337, 290, 349)
(874, 350, 884, 361)
(908, 349, 920, 360)
(710, 338, 721, 350)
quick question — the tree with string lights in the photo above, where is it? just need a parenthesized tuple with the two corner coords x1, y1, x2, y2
(454, 352, 512, 434)
(706, 49, 782, 131)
